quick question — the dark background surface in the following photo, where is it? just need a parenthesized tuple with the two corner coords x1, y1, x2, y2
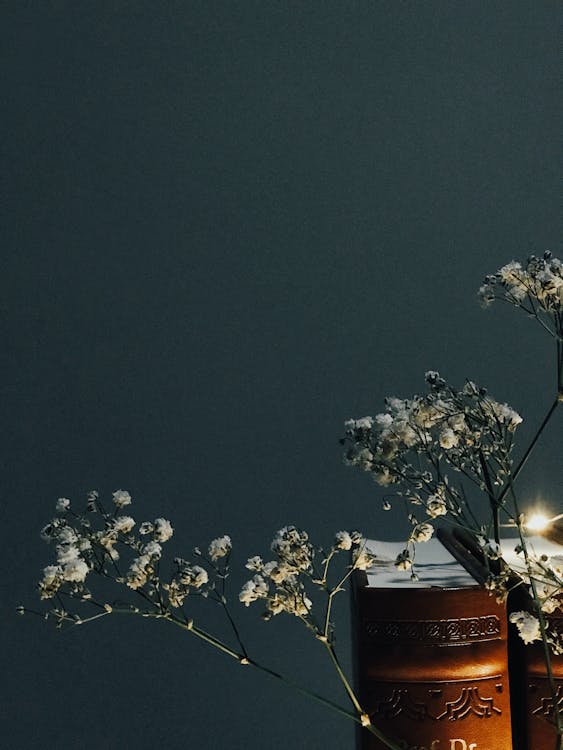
(3, 2, 562, 748)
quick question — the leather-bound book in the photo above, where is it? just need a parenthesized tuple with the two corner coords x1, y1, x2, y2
(525, 617, 563, 750)
(503, 536, 563, 750)
(352, 538, 513, 750)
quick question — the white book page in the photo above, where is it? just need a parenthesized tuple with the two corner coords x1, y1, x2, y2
(363, 535, 563, 589)
(499, 535, 563, 576)
(363, 538, 476, 589)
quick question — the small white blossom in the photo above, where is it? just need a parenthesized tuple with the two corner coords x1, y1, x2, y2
(395, 550, 413, 571)
(209, 535, 232, 561)
(56, 497, 71, 512)
(112, 490, 132, 508)
(38, 565, 63, 599)
(62, 558, 89, 583)
(153, 518, 174, 542)
(334, 531, 353, 551)
(126, 554, 152, 589)
(245, 556, 263, 571)
(426, 495, 447, 519)
(509, 611, 542, 645)
(409, 523, 434, 543)
(353, 547, 377, 571)
(264, 561, 293, 584)
(439, 428, 458, 449)
(142, 541, 162, 558)
(113, 516, 136, 534)
(56, 545, 81, 565)
(57, 526, 78, 546)
(239, 575, 269, 606)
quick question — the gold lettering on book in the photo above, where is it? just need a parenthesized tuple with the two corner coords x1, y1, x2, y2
(364, 615, 501, 643)
(399, 740, 483, 750)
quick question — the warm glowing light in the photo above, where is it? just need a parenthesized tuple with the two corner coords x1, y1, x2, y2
(525, 513, 551, 532)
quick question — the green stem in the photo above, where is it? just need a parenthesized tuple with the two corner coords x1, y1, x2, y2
(496, 396, 559, 507)
(164, 611, 405, 748)
(321, 642, 403, 750)
(506, 487, 562, 741)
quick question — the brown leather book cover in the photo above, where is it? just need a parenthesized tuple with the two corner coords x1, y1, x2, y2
(352, 540, 513, 750)
(508, 599, 563, 750)
(502, 535, 562, 749)
(525, 617, 563, 750)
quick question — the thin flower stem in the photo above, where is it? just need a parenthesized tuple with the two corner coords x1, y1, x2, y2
(557, 337, 563, 393)
(323, 549, 336, 582)
(506, 486, 562, 742)
(496, 396, 560, 508)
(323, 641, 362, 714)
(323, 564, 356, 639)
(164, 610, 403, 749)
(219, 599, 249, 659)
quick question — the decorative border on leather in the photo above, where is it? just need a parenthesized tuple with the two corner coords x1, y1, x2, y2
(371, 684, 504, 721)
(363, 614, 501, 643)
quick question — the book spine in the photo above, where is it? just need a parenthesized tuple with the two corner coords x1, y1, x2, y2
(524, 611, 563, 750)
(353, 583, 513, 750)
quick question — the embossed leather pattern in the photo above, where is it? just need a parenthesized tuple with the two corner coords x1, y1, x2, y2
(525, 610, 563, 750)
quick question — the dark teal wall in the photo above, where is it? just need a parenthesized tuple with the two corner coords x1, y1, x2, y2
(4, 3, 561, 748)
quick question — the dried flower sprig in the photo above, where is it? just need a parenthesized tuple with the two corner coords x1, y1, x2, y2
(479, 251, 563, 340)
(26, 496, 402, 750)
(24, 251, 563, 749)
(342, 371, 522, 548)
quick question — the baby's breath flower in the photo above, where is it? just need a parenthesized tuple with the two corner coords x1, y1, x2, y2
(509, 610, 542, 645)
(264, 561, 293, 584)
(245, 555, 263, 571)
(56, 497, 71, 513)
(112, 490, 132, 508)
(239, 575, 269, 606)
(86, 490, 98, 513)
(209, 535, 232, 561)
(153, 518, 174, 542)
(113, 516, 136, 534)
(61, 558, 89, 583)
(438, 427, 458, 450)
(425, 496, 447, 519)
(480, 252, 563, 333)
(38, 565, 63, 599)
(409, 523, 434, 543)
(142, 541, 162, 558)
(126, 555, 152, 589)
(334, 531, 353, 551)
(139, 522, 154, 535)
(271, 527, 313, 572)
(352, 547, 376, 571)
(394, 550, 412, 571)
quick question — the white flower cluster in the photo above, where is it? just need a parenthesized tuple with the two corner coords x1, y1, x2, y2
(240, 526, 315, 618)
(37, 491, 176, 601)
(509, 610, 542, 645)
(39, 517, 93, 599)
(163, 559, 209, 608)
(479, 252, 563, 334)
(240, 527, 369, 620)
(342, 371, 522, 529)
(208, 535, 232, 562)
